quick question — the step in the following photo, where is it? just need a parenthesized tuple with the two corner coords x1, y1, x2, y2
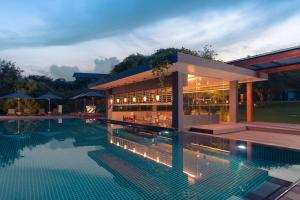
(246, 125, 300, 136)
(190, 124, 246, 134)
(244, 178, 291, 200)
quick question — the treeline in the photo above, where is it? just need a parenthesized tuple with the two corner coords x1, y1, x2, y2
(1, 46, 300, 114)
(0, 59, 89, 114)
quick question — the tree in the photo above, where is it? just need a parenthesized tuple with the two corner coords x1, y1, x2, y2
(198, 44, 218, 60)
(110, 53, 147, 75)
(0, 59, 23, 96)
(110, 46, 217, 86)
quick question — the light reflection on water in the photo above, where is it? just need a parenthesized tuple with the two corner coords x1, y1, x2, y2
(0, 119, 299, 200)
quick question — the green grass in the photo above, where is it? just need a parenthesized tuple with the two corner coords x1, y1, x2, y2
(238, 101, 300, 124)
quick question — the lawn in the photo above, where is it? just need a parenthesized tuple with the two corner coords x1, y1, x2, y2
(238, 101, 300, 124)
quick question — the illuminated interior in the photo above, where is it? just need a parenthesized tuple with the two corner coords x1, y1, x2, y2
(110, 87, 172, 127)
(183, 74, 230, 124)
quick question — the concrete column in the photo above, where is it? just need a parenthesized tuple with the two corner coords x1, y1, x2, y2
(229, 80, 238, 123)
(105, 90, 112, 119)
(172, 72, 185, 131)
(246, 82, 253, 122)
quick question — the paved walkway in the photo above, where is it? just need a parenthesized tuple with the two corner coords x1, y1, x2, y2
(217, 130, 300, 150)
(189, 122, 300, 150)
(278, 181, 300, 200)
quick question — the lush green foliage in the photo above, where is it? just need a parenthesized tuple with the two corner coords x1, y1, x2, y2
(0, 59, 89, 114)
(238, 101, 300, 123)
(110, 53, 146, 75)
(3, 99, 40, 114)
(110, 46, 217, 86)
(0, 59, 23, 96)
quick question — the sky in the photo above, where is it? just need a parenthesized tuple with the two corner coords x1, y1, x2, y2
(1, 0, 300, 80)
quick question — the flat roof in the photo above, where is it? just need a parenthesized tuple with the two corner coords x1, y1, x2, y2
(89, 52, 267, 90)
(73, 72, 107, 79)
(228, 46, 300, 73)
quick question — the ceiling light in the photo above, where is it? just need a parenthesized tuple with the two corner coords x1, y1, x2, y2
(156, 95, 160, 101)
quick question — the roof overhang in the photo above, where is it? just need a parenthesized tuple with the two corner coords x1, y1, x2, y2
(90, 52, 267, 90)
(228, 46, 300, 73)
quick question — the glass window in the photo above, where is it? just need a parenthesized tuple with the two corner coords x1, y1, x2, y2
(183, 74, 230, 123)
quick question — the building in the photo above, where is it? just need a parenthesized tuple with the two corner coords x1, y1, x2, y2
(228, 45, 300, 121)
(89, 52, 267, 131)
(73, 72, 107, 82)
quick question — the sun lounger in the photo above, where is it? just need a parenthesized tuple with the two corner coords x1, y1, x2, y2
(7, 109, 16, 115)
(85, 106, 96, 114)
(23, 109, 31, 115)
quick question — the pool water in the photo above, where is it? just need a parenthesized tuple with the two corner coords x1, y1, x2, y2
(0, 119, 300, 200)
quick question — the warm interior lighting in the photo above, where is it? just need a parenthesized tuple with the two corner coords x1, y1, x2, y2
(117, 142, 119, 146)
(110, 99, 113, 104)
(124, 98, 127, 103)
(116, 98, 120, 103)
(132, 97, 136, 102)
(237, 145, 246, 150)
(110, 139, 113, 144)
(124, 145, 127, 149)
(143, 152, 147, 157)
(188, 74, 195, 81)
(156, 156, 160, 163)
(143, 96, 147, 102)
(155, 95, 160, 101)
(133, 148, 136, 153)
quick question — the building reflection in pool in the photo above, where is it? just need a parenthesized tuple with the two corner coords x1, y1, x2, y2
(88, 123, 300, 199)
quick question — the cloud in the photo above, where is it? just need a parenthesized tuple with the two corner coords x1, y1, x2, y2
(0, 0, 300, 75)
(93, 57, 119, 74)
(37, 56, 119, 80)
(0, 0, 246, 49)
(45, 65, 80, 81)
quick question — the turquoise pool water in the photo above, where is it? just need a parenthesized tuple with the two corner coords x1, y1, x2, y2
(0, 119, 300, 200)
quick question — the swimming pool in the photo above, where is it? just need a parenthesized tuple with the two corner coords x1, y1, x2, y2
(0, 119, 299, 200)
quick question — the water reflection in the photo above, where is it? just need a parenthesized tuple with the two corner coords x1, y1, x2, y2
(0, 119, 106, 168)
(88, 123, 300, 199)
(0, 119, 300, 199)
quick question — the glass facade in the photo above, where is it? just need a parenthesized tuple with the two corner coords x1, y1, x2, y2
(111, 87, 172, 106)
(110, 87, 172, 127)
(183, 74, 230, 123)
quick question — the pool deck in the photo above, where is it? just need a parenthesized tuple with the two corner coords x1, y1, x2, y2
(217, 130, 300, 150)
(189, 122, 300, 150)
(277, 180, 300, 200)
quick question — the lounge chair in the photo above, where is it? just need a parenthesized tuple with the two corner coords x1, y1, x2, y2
(85, 106, 96, 114)
(24, 109, 31, 115)
(38, 109, 46, 115)
(7, 109, 16, 115)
